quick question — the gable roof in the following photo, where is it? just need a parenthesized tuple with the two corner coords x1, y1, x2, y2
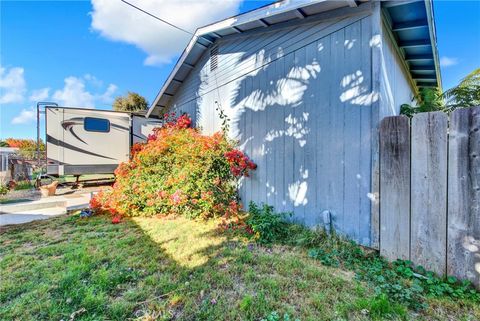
(147, 0, 441, 117)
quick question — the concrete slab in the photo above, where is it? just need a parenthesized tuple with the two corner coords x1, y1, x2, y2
(0, 207, 67, 226)
(0, 191, 93, 226)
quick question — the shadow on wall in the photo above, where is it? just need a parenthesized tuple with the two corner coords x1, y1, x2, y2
(187, 18, 378, 245)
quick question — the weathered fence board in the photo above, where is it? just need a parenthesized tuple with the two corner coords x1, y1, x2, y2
(379, 108, 480, 288)
(410, 112, 448, 275)
(379, 116, 410, 261)
(447, 107, 480, 288)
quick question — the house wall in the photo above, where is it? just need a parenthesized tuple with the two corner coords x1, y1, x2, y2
(379, 20, 416, 117)
(168, 9, 378, 245)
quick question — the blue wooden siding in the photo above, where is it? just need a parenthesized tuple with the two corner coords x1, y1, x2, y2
(168, 10, 377, 245)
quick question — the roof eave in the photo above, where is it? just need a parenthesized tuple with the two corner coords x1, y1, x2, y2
(424, 0, 442, 90)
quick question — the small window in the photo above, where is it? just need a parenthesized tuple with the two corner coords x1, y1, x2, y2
(84, 117, 110, 133)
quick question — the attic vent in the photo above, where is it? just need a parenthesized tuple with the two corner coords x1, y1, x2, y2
(210, 46, 219, 72)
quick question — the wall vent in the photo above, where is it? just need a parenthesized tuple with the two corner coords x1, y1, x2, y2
(210, 46, 219, 72)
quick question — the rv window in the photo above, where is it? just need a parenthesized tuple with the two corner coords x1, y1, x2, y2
(84, 117, 110, 133)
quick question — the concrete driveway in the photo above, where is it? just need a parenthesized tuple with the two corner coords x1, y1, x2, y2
(0, 191, 93, 226)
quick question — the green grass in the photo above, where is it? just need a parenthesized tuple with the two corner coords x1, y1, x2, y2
(0, 214, 478, 321)
(13, 180, 33, 191)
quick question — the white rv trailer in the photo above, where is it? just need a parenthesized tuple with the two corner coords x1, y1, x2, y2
(45, 106, 161, 176)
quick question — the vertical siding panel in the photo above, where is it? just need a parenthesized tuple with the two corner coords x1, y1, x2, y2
(304, 41, 318, 226)
(330, 29, 345, 235)
(238, 77, 247, 206)
(343, 22, 362, 242)
(249, 70, 259, 205)
(258, 57, 268, 205)
(245, 75, 253, 208)
(275, 56, 286, 212)
(316, 36, 331, 228)
(293, 46, 307, 223)
(284, 52, 295, 214)
(411, 112, 448, 275)
(370, 3, 382, 249)
(447, 107, 480, 289)
(359, 17, 372, 245)
(265, 57, 275, 208)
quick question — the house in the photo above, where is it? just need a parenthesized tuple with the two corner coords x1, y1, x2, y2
(146, 0, 441, 247)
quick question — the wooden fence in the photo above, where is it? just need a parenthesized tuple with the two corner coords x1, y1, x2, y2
(379, 107, 479, 289)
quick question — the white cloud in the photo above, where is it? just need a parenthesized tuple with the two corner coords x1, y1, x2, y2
(10, 74, 117, 125)
(84, 74, 103, 88)
(98, 84, 118, 103)
(90, 0, 242, 66)
(440, 56, 458, 67)
(53, 76, 95, 107)
(0, 65, 26, 104)
(29, 87, 50, 102)
(52, 75, 118, 108)
(12, 108, 36, 124)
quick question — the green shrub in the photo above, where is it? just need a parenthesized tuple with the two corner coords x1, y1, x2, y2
(0, 184, 8, 195)
(246, 202, 291, 244)
(14, 180, 33, 191)
(91, 114, 255, 220)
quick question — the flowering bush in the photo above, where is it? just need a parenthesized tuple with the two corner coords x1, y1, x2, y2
(91, 114, 256, 221)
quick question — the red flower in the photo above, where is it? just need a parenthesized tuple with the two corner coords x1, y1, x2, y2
(224, 149, 256, 177)
(170, 189, 183, 205)
(111, 215, 121, 224)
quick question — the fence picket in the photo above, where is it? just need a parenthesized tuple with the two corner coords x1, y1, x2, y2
(379, 116, 411, 261)
(447, 106, 480, 288)
(410, 112, 448, 275)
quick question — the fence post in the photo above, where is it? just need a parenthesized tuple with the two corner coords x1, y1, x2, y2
(379, 116, 411, 261)
(447, 106, 480, 289)
(410, 111, 448, 275)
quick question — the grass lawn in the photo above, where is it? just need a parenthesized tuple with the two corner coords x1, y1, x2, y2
(0, 214, 478, 321)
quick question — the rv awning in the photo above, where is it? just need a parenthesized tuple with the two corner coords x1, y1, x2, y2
(147, 0, 441, 117)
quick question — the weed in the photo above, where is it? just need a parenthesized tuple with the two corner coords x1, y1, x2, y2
(305, 230, 479, 310)
(245, 202, 291, 244)
(261, 311, 300, 321)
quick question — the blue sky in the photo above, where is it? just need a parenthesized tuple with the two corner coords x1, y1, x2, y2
(1, 0, 479, 139)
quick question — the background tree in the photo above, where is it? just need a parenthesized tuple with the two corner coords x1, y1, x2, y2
(400, 87, 444, 118)
(401, 68, 480, 117)
(112, 92, 148, 112)
(4, 138, 45, 160)
(443, 68, 480, 111)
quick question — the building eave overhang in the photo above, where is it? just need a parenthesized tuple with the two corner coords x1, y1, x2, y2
(146, 0, 441, 117)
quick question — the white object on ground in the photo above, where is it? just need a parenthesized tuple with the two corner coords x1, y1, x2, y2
(0, 192, 92, 226)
